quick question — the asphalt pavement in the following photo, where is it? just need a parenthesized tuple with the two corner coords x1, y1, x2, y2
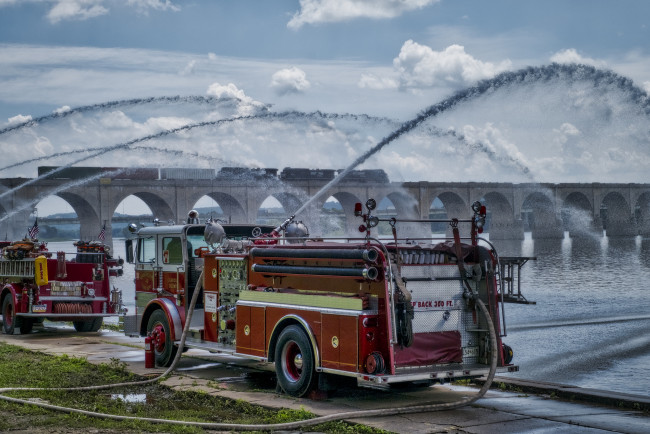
(0, 324, 648, 433)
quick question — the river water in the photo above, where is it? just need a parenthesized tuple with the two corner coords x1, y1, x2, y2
(494, 233, 650, 397)
(48, 232, 650, 397)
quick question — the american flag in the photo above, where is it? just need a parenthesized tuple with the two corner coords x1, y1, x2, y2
(98, 223, 106, 241)
(28, 219, 39, 239)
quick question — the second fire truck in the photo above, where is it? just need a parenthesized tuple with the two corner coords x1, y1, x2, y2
(1, 239, 125, 335)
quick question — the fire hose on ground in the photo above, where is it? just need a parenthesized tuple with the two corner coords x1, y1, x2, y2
(0, 269, 499, 431)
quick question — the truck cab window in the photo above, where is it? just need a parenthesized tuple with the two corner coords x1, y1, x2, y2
(163, 237, 183, 264)
(137, 237, 156, 263)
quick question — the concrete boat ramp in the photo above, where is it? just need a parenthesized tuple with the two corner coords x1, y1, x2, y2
(0, 326, 648, 434)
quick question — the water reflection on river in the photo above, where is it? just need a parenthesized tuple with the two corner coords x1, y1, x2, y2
(49, 233, 650, 396)
(494, 233, 650, 396)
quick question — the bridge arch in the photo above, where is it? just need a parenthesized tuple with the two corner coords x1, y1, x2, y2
(316, 192, 362, 237)
(196, 192, 246, 224)
(373, 190, 424, 238)
(56, 191, 100, 241)
(521, 191, 563, 238)
(429, 192, 466, 236)
(113, 191, 175, 224)
(479, 191, 524, 240)
(375, 190, 420, 220)
(255, 192, 305, 227)
(561, 192, 595, 238)
(635, 192, 650, 236)
(601, 192, 636, 237)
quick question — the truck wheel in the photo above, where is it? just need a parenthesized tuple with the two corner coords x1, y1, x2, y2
(147, 310, 177, 367)
(2, 296, 19, 335)
(73, 318, 103, 332)
(275, 325, 315, 397)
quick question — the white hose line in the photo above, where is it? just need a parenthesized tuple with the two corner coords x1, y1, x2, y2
(0, 272, 499, 431)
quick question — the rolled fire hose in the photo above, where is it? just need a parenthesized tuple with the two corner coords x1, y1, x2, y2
(0, 269, 499, 431)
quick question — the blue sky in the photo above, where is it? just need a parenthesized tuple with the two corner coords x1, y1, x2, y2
(1, 0, 650, 198)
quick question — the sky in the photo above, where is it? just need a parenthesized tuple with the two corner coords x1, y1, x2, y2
(1, 0, 650, 217)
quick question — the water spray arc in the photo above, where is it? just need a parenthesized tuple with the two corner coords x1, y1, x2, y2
(421, 125, 533, 178)
(292, 63, 650, 217)
(0, 145, 237, 174)
(0, 108, 401, 209)
(0, 95, 262, 136)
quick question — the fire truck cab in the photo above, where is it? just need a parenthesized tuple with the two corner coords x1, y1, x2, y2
(125, 201, 518, 397)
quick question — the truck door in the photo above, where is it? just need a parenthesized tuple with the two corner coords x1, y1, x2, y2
(160, 236, 186, 297)
(134, 235, 158, 327)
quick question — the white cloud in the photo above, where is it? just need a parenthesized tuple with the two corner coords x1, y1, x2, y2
(393, 41, 512, 90)
(643, 81, 650, 94)
(7, 114, 32, 125)
(0, 0, 179, 24)
(206, 82, 251, 101)
(47, 0, 108, 23)
(98, 110, 137, 129)
(270, 67, 311, 95)
(126, 0, 179, 14)
(180, 60, 196, 76)
(358, 73, 398, 90)
(53, 105, 71, 114)
(206, 82, 265, 115)
(550, 48, 607, 68)
(288, 0, 439, 29)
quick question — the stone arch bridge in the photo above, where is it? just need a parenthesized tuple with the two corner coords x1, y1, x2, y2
(1, 174, 649, 248)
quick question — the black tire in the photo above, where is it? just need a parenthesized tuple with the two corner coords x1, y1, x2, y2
(19, 318, 34, 334)
(274, 325, 315, 397)
(502, 343, 514, 365)
(147, 310, 177, 367)
(73, 317, 103, 332)
(2, 296, 17, 335)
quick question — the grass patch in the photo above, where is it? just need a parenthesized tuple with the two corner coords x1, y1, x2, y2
(0, 342, 387, 433)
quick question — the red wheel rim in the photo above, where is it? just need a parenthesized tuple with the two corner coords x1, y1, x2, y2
(282, 341, 303, 382)
(150, 323, 166, 353)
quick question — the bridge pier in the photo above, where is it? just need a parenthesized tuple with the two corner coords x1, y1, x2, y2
(637, 216, 650, 237)
(487, 219, 525, 241)
(5, 209, 32, 240)
(530, 217, 564, 239)
(566, 215, 603, 238)
(605, 220, 638, 237)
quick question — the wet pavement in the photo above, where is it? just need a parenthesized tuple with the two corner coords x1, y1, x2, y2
(0, 324, 648, 433)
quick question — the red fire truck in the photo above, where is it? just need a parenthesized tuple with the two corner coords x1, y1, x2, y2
(124, 199, 518, 397)
(0, 239, 125, 334)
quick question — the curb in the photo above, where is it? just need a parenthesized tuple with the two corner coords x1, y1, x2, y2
(478, 376, 650, 412)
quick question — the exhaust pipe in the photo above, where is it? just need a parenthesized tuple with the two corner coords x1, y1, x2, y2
(250, 248, 379, 263)
(251, 264, 379, 280)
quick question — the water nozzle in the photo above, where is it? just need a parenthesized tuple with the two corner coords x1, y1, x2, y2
(273, 214, 295, 236)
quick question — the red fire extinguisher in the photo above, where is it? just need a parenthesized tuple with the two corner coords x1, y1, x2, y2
(144, 335, 154, 369)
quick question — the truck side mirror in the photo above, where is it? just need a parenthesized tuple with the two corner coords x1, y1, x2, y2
(125, 239, 134, 264)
